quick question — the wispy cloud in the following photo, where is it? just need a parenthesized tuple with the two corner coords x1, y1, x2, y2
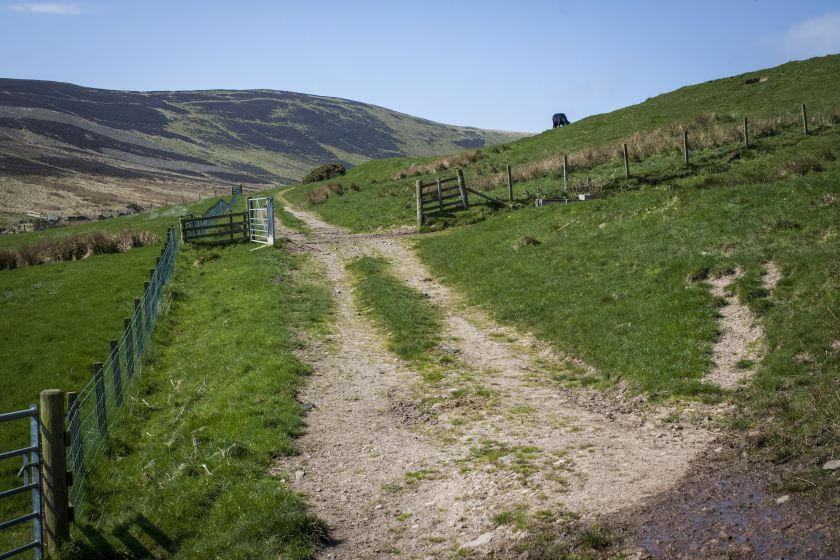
(777, 12, 840, 59)
(7, 3, 82, 14)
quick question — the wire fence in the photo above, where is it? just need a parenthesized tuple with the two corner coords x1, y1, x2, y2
(204, 186, 242, 218)
(65, 226, 179, 514)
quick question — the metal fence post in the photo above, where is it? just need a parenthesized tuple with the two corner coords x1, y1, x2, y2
(29, 404, 43, 560)
(40, 389, 70, 555)
(93, 363, 107, 437)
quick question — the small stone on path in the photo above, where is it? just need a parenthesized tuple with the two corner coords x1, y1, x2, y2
(822, 459, 840, 470)
(775, 495, 790, 504)
(463, 531, 495, 548)
(295, 469, 305, 481)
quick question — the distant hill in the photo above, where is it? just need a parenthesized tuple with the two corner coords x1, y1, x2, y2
(0, 80, 527, 220)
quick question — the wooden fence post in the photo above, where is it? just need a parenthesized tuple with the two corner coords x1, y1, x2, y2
(40, 389, 70, 555)
(563, 154, 568, 190)
(436, 178, 443, 212)
(457, 169, 469, 209)
(67, 391, 84, 480)
(415, 180, 424, 228)
(506, 165, 513, 202)
(124, 317, 134, 379)
(93, 363, 107, 437)
(802, 103, 809, 135)
(743, 116, 749, 147)
(623, 143, 630, 178)
(110, 339, 123, 407)
(133, 297, 142, 353)
(683, 131, 689, 166)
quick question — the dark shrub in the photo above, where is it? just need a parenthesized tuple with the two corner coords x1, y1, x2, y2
(301, 163, 346, 184)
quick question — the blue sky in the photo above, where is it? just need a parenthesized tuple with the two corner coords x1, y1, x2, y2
(1, 1, 839, 132)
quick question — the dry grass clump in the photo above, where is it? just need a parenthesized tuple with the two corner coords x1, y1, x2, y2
(0, 229, 160, 270)
(306, 182, 345, 205)
(512, 235, 541, 250)
(778, 156, 823, 178)
(393, 149, 483, 180)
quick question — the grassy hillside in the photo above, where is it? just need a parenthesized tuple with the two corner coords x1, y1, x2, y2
(0, 80, 526, 223)
(287, 55, 840, 231)
(284, 55, 840, 495)
(0, 188, 337, 556)
(65, 242, 332, 559)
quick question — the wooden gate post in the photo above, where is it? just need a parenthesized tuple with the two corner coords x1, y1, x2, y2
(40, 389, 70, 555)
(456, 169, 469, 209)
(415, 180, 424, 228)
(507, 165, 513, 202)
(683, 131, 689, 166)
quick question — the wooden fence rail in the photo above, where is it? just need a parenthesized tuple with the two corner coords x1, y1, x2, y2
(180, 212, 249, 244)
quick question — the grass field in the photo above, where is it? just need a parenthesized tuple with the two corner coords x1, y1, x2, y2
(63, 242, 333, 559)
(0, 192, 308, 556)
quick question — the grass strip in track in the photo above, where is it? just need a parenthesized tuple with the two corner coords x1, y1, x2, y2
(347, 256, 441, 363)
(65, 242, 333, 559)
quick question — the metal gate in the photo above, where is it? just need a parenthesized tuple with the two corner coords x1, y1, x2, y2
(0, 406, 43, 560)
(247, 196, 275, 245)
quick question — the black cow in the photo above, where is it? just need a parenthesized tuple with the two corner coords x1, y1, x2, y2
(552, 113, 571, 128)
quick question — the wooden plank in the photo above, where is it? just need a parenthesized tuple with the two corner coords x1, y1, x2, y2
(185, 229, 247, 241)
(427, 201, 466, 212)
(439, 176, 458, 184)
(464, 187, 505, 207)
(181, 211, 246, 225)
(182, 221, 246, 233)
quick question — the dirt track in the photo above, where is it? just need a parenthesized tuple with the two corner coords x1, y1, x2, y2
(270, 205, 730, 558)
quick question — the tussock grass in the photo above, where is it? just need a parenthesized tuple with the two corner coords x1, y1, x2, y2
(305, 182, 344, 205)
(0, 229, 159, 270)
(348, 256, 441, 362)
(392, 149, 483, 180)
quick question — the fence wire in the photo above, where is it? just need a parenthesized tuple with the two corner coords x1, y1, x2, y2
(66, 226, 178, 513)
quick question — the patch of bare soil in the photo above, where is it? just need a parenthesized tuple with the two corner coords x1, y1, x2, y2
(272, 204, 721, 558)
(705, 269, 764, 390)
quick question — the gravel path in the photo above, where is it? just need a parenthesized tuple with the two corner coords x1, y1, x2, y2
(270, 204, 724, 558)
